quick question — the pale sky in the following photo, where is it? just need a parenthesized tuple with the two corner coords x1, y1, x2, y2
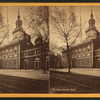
(0, 6, 100, 51)
(0, 6, 33, 45)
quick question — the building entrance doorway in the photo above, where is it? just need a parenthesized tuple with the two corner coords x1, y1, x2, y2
(46, 60, 49, 71)
(24, 62, 28, 69)
(96, 61, 100, 68)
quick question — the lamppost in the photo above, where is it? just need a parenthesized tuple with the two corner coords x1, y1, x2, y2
(43, 40, 46, 73)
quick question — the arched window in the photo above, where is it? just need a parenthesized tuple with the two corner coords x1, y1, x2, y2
(14, 46, 18, 52)
(10, 48, 12, 53)
(87, 45, 90, 52)
(6, 49, 8, 53)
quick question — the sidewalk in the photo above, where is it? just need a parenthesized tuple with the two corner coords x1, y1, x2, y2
(0, 69, 49, 80)
(53, 68, 100, 77)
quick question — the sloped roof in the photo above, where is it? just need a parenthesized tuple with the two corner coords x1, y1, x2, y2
(0, 39, 20, 49)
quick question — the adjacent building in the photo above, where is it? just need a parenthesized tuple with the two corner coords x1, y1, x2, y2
(50, 53, 62, 69)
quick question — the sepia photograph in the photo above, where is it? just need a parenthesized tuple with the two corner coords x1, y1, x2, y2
(1, 4, 100, 95)
(0, 6, 49, 93)
(50, 6, 100, 93)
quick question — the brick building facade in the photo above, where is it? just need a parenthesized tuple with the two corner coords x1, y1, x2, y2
(62, 9, 100, 68)
(0, 10, 49, 70)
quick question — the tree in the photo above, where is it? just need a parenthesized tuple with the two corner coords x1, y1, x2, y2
(50, 42, 61, 54)
(24, 6, 49, 73)
(50, 6, 81, 73)
(0, 7, 9, 45)
(50, 42, 60, 70)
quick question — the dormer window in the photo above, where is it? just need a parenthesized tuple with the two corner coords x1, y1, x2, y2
(27, 42, 29, 45)
(35, 36, 43, 46)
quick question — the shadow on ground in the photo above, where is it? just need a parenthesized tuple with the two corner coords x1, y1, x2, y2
(0, 74, 48, 93)
(50, 71, 100, 93)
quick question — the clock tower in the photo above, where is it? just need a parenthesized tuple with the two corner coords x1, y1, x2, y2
(86, 7, 99, 39)
(12, 9, 27, 40)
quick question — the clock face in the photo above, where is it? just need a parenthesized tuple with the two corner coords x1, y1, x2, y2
(87, 30, 96, 39)
(14, 31, 24, 39)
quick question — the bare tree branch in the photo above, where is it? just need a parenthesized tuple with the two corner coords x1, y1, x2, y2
(24, 6, 49, 43)
(50, 6, 82, 72)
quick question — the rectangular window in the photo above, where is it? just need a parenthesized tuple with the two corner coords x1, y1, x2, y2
(24, 52, 25, 56)
(38, 50, 40, 54)
(36, 50, 40, 55)
(16, 59, 18, 66)
(35, 50, 37, 55)
(21, 53, 24, 57)
(28, 50, 35, 56)
(87, 58, 89, 64)
(33, 50, 35, 55)
(36, 62, 38, 68)
(24, 52, 28, 56)
(84, 59, 86, 65)
(34, 61, 36, 67)
(97, 51, 98, 55)
(33, 62, 34, 66)
(9, 60, 11, 66)
(96, 51, 98, 56)
(99, 51, 100, 55)
(26, 52, 28, 56)
(79, 48, 81, 52)
(39, 62, 40, 67)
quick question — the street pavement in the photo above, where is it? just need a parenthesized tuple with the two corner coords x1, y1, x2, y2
(50, 68, 100, 93)
(0, 69, 49, 93)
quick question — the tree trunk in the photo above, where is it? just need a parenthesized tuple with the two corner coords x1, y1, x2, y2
(66, 43, 71, 73)
(67, 51, 71, 73)
(43, 42, 46, 74)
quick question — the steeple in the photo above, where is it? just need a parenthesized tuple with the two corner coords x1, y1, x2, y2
(90, 6, 93, 18)
(86, 6, 99, 40)
(15, 8, 22, 29)
(17, 8, 20, 19)
(88, 6, 95, 27)
(12, 8, 31, 41)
